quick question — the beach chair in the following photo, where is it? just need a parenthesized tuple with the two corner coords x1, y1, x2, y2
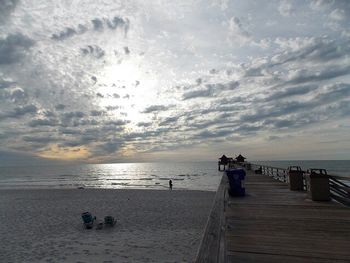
(104, 216, 116, 227)
(81, 212, 96, 229)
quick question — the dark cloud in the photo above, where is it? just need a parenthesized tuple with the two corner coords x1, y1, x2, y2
(159, 116, 180, 126)
(22, 135, 58, 144)
(142, 105, 172, 113)
(62, 111, 85, 119)
(106, 16, 130, 36)
(72, 119, 99, 127)
(314, 83, 350, 104)
(0, 104, 37, 120)
(81, 45, 105, 58)
(28, 118, 58, 127)
(52, 27, 77, 40)
(51, 24, 87, 41)
(244, 67, 264, 77)
(55, 104, 65, 110)
(182, 86, 214, 100)
(105, 105, 120, 111)
(59, 141, 83, 147)
(123, 46, 130, 54)
(272, 38, 350, 67)
(91, 18, 104, 31)
(61, 111, 86, 126)
(281, 65, 350, 86)
(0, 33, 34, 64)
(264, 85, 316, 102)
(0, 0, 18, 22)
(0, 78, 15, 89)
(233, 124, 262, 134)
(96, 140, 123, 154)
(239, 100, 311, 123)
(90, 110, 106, 116)
(188, 119, 220, 130)
(196, 129, 233, 139)
(137, 122, 152, 127)
(195, 78, 202, 85)
(59, 128, 81, 135)
(105, 120, 129, 126)
(51, 16, 129, 41)
(182, 81, 239, 100)
(124, 128, 172, 140)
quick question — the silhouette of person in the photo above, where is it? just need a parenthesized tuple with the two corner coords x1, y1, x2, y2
(169, 179, 173, 190)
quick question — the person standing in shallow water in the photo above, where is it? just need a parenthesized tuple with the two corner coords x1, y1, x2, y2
(169, 180, 173, 190)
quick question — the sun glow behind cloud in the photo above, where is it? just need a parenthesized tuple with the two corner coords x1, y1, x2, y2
(96, 58, 161, 127)
(38, 144, 91, 160)
(0, 0, 350, 164)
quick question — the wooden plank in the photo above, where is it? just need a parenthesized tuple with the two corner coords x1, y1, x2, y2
(225, 170, 350, 262)
(227, 251, 349, 263)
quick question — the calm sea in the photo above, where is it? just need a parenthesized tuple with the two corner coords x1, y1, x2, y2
(0, 162, 222, 191)
(0, 160, 349, 190)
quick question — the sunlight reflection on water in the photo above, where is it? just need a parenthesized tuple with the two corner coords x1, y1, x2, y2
(0, 162, 222, 191)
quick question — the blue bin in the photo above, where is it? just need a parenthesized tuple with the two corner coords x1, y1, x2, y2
(226, 168, 246, 196)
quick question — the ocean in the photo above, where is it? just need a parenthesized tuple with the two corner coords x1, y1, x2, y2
(0, 160, 349, 190)
(0, 162, 222, 191)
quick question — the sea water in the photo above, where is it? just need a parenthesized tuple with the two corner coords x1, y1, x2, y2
(0, 162, 222, 191)
(0, 160, 349, 190)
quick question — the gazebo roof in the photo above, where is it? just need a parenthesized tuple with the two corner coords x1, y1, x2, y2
(220, 154, 228, 159)
(235, 154, 246, 160)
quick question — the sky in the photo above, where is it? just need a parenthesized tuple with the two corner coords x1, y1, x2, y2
(0, 0, 349, 165)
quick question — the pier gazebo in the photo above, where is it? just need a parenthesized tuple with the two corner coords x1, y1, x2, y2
(235, 154, 246, 163)
(218, 154, 234, 171)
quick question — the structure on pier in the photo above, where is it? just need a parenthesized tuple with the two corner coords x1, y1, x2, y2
(196, 161, 350, 263)
(218, 154, 234, 171)
(235, 154, 246, 163)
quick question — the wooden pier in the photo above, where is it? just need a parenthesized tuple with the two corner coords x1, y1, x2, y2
(196, 168, 350, 263)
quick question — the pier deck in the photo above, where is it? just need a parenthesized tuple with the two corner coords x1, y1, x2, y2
(225, 170, 350, 262)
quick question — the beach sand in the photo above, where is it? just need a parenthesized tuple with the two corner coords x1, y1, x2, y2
(0, 189, 214, 263)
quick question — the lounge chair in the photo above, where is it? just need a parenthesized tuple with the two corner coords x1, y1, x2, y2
(81, 212, 96, 229)
(104, 216, 116, 226)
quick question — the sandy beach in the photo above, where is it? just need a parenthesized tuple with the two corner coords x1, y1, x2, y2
(0, 189, 214, 263)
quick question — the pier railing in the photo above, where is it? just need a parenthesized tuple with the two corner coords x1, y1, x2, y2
(195, 174, 227, 263)
(247, 163, 350, 207)
(329, 175, 350, 206)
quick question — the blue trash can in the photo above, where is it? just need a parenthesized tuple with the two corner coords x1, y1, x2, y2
(226, 168, 246, 196)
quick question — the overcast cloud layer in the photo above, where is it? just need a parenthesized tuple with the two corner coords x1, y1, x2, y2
(0, 0, 349, 164)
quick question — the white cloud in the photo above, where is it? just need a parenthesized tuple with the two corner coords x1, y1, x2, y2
(227, 16, 252, 46)
(278, 0, 294, 17)
(0, 0, 349, 162)
(309, 0, 334, 11)
(329, 8, 346, 21)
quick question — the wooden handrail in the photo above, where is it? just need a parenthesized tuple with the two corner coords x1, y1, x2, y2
(248, 162, 350, 206)
(195, 174, 227, 263)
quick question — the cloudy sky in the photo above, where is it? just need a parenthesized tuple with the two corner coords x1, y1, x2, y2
(0, 0, 349, 164)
